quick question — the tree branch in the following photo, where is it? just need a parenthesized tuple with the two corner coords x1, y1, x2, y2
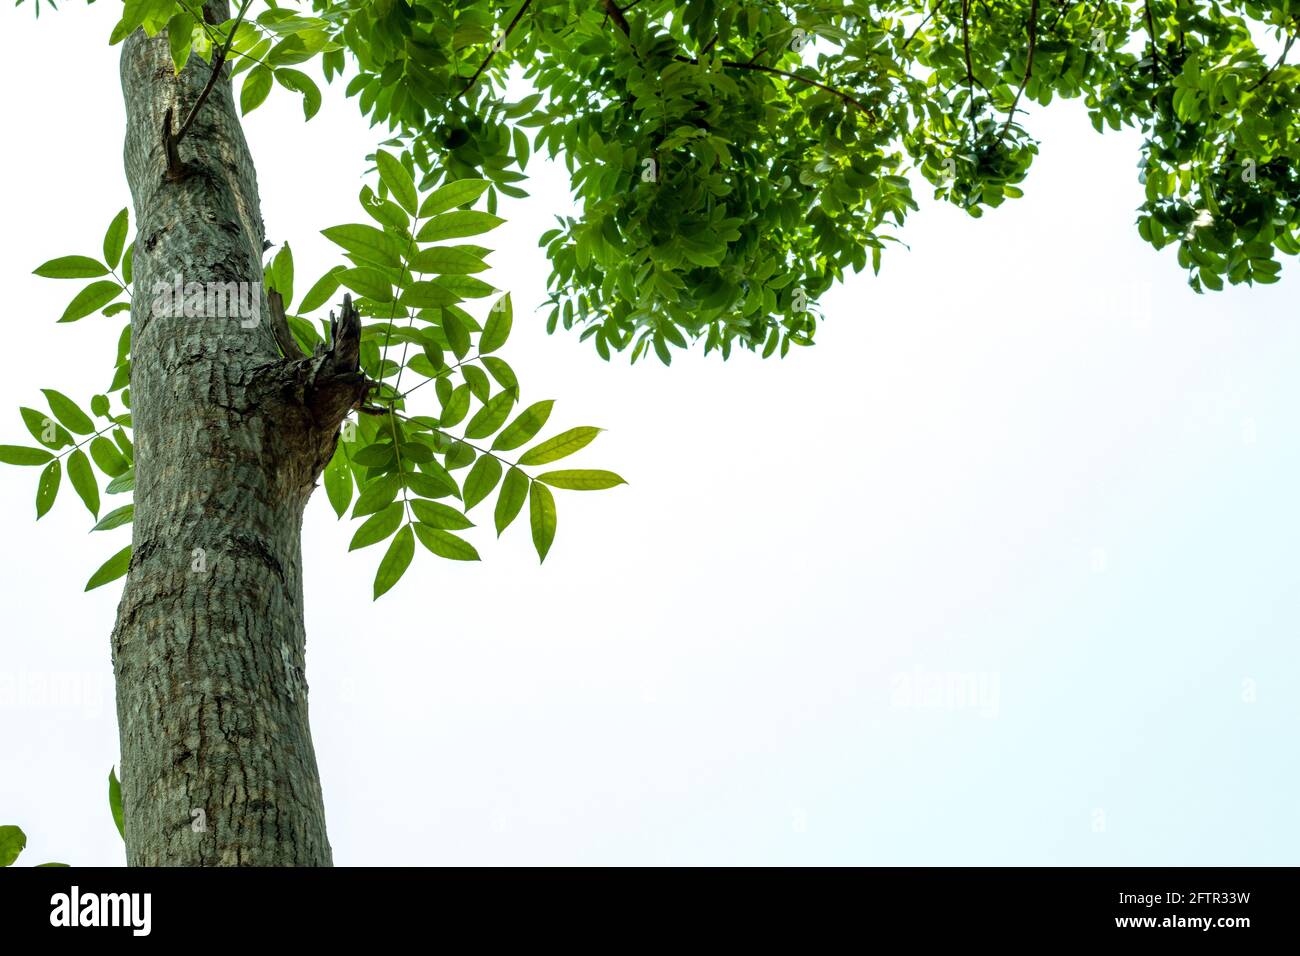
(1143, 0, 1164, 76)
(901, 11, 934, 53)
(458, 0, 535, 97)
(306, 293, 370, 428)
(1248, 27, 1296, 91)
(999, 0, 1039, 143)
(267, 289, 307, 361)
(174, 46, 228, 145)
(163, 0, 252, 180)
(716, 61, 879, 121)
(962, 0, 976, 87)
(603, 0, 632, 35)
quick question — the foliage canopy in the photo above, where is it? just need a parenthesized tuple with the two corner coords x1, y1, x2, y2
(7, 0, 1299, 595)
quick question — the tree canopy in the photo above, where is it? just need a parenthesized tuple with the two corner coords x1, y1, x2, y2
(5, 0, 1298, 597)
(189, 0, 1300, 349)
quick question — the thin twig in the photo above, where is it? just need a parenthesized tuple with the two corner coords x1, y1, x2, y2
(961, 0, 979, 87)
(176, 0, 252, 145)
(961, 0, 979, 131)
(173, 48, 225, 146)
(1248, 28, 1296, 90)
(1142, 0, 1163, 76)
(999, 0, 1038, 143)
(603, 0, 632, 35)
(458, 0, 535, 97)
(398, 353, 486, 400)
(901, 11, 934, 53)
(718, 61, 878, 120)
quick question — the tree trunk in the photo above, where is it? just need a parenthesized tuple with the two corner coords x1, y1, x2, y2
(112, 9, 365, 865)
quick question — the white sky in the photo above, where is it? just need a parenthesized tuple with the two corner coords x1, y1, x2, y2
(1, 4, 1296, 865)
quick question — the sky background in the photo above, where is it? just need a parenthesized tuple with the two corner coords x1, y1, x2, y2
(1, 4, 1296, 866)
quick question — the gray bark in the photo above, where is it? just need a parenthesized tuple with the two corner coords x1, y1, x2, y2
(112, 8, 365, 865)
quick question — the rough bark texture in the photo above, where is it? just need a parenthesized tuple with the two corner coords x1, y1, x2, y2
(113, 8, 365, 866)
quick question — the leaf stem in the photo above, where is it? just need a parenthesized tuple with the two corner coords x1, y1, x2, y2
(52, 421, 117, 463)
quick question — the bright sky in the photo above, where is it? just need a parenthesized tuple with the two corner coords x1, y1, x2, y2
(1, 4, 1296, 865)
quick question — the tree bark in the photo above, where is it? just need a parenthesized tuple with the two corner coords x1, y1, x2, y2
(112, 8, 365, 865)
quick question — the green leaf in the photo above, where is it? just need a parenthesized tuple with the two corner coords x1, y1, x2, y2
(67, 449, 100, 518)
(167, 12, 193, 74)
(86, 545, 132, 591)
(518, 427, 602, 466)
(404, 472, 444, 499)
(91, 504, 135, 532)
(494, 466, 529, 536)
(409, 459, 461, 499)
(109, 768, 125, 840)
(442, 311, 471, 358)
(270, 242, 295, 309)
(410, 247, 489, 275)
(324, 446, 353, 518)
(400, 281, 460, 309)
(416, 210, 506, 242)
(462, 454, 502, 511)
(480, 293, 512, 353)
(106, 469, 134, 495)
(112, 428, 133, 461)
(462, 364, 491, 403)
(34, 255, 108, 279)
(338, 267, 393, 302)
(482, 356, 518, 392)
(434, 275, 495, 299)
(19, 406, 72, 450)
(90, 394, 111, 418)
(103, 209, 130, 270)
(0, 445, 55, 466)
(418, 179, 490, 218)
(538, 469, 627, 490)
(36, 460, 60, 519)
(299, 268, 343, 313)
(439, 384, 472, 427)
(529, 481, 557, 563)
(352, 473, 401, 517)
(373, 524, 415, 599)
(399, 441, 434, 464)
(413, 524, 480, 561)
(443, 441, 475, 470)
(275, 68, 321, 120)
(376, 150, 418, 216)
(410, 498, 473, 530)
(361, 186, 410, 229)
(90, 436, 130, 477)
(353, 442, 396, 468)
(464, 390, 516, 440)
(0, 826, 26, 867)
(42, 389, 95, 434)
(58, 280, 122, 322)
(321, 224, 402, 270)
(240, 65, 274, 115)
(493, 400, 552, 451)
(349, 501, 403, 550)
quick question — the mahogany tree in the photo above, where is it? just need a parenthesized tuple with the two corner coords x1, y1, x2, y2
(2, 0, 1295, 865)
